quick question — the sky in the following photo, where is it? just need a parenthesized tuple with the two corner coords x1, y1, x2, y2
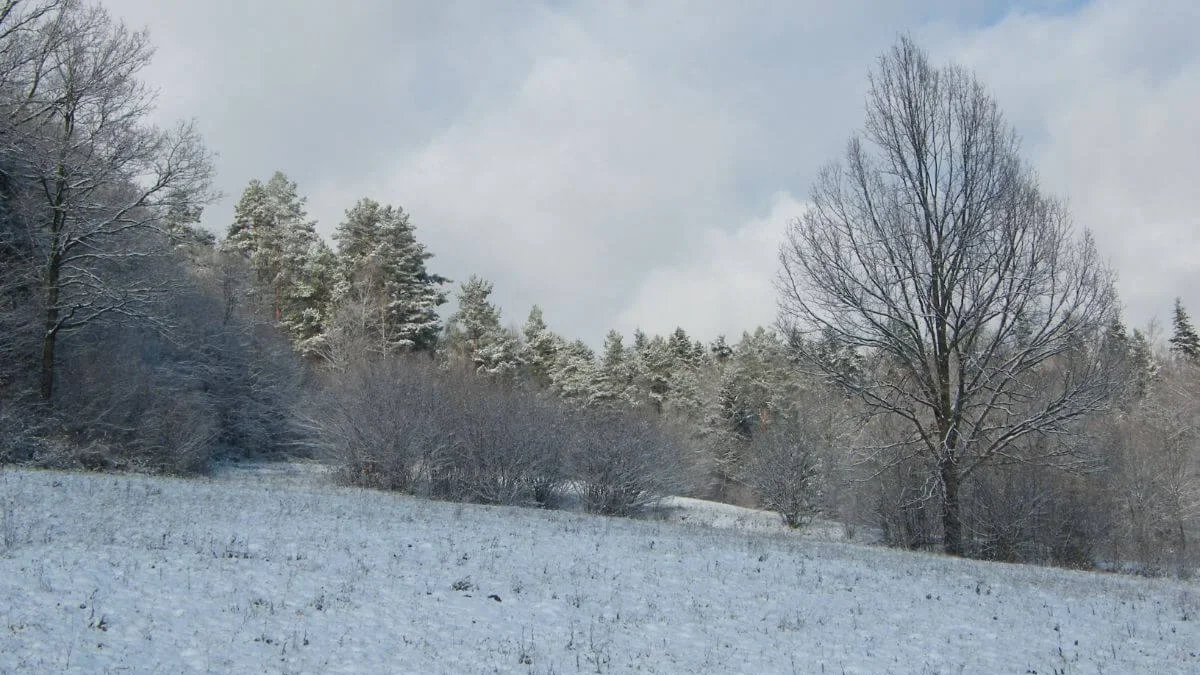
(101, 0, 1200, 346)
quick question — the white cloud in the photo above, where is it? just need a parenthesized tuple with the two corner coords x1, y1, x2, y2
(351, 13, 746, 338)
(935, 0, 1200, 328)
(616, 193, 806, 341)
(101, 0, 1200, 342)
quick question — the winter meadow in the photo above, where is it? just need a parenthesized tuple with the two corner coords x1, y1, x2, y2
(0, 1, 1198, 673)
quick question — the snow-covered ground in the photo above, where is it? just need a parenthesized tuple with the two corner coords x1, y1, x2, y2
(1, 466, 1197, 674)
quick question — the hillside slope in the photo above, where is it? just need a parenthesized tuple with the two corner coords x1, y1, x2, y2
(1, 467, 1196, 674)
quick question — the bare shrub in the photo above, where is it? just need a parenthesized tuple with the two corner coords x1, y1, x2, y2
(311, 355, 691, 517)
(133, 392, 221, 475)
(1098, 364, 1200, 576)
(570, 410, 686, 517)
(871, 456, 941, 550)
(0, 400, 45, 465)
(308, 358, 570, 507)
(303, 357, 443, 492)
(743, 418, 825, 528)
(49, 325, 222, 475)
(740, 382, 853, 528)
(964, 464, 1100, 568)
(425, 376, 568, 508)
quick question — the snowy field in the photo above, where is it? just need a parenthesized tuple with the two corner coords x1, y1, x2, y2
(1, 465, 1197, 674)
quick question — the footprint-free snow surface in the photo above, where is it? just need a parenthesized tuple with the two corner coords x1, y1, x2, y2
(1, 466, 1197, 673)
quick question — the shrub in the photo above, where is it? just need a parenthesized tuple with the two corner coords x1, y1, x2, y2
(570, 410, 686, 517)
(425, 376, 568, 508)
(303, 358, 442, 492)
(743, 418, 825, 528)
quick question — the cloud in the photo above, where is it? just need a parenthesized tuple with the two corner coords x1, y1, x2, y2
(933, 0, 1200, 328)
(324, 6, 751, 340)
(100, 0, 1200, 343)
(616, 193, 806, 341)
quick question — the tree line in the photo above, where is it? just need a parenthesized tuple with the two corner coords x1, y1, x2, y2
(0, 2, 1195, 575)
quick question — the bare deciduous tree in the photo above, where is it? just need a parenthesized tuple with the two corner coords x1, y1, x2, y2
(742, 383, 851, 528)
(744, 421, 824, 528)
(777, 37, 1119, 555)
(1103, 360, 1200, 575)
(2, 2, 213, 400)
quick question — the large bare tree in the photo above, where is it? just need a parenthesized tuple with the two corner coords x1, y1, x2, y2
(777, 37, 1119, 555)
(1, 1, 212, 400)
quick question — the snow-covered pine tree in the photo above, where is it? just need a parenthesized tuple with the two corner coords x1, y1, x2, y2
(223, 172, 335, 355)
(710, 335, 734, 364)
(717, 328, 790, 439)
(162, 188, 214, 254)
(332, 198, 448, 353)
(1168, 298, 1199, 359)
(444, 275, 521, 375)
(281, 236, 337, 355)
(225, 173, 306, 292)
(592, 330, 635, 406)
(548, 339, 597, 403)
(631, 333, 673, 414)
(521, 305, 561, 387)
(667, 328, 694, 365)
(1102, 315, 1129, 366)
(1129, 328, 1159, 398)
(662, 327, 705, 420)
(811, 326, 864, 395)
(632, 329, 649, 352)
(622, 327, 712, 417)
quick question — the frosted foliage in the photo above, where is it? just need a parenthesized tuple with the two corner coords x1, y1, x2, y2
(445, 276, 522, 375)
(224, 172, 335, 353)
(332, 199, 447, 352)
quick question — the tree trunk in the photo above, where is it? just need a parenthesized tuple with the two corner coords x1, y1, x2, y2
(940, 457, 964, 556)
(39, 251, 60, 400)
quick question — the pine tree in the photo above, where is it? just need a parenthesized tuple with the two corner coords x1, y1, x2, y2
(1104, 316, 1129, 358)
(668, 327, 693, 363)
(710, 335, 733, 364)
(225, 173, 309, 293)
(444, 276, 521, 375)
(593, 330, 635, 405)
(332, 198, 447, 352)
(1129, 328, 1159, 397)
(1169, 298, 1199, 359)
(632, 329, 649, 353)
(223, 172, 335, 354)
(549, 339, 597, 403)
(665, 357, 705, 420)
(281, 237, 337, 355)
(661, 327, 705, 419)
(717, 328, 790, 439)
(812, 326, 864, 394)
(521, 305, 561, 387)
(162, 188, 214, 254)
(631, 334, 673, 413)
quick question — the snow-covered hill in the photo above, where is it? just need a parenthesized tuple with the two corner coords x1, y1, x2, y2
(1, 466, 1196, 673)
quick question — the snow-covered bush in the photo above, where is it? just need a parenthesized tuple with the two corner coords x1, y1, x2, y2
(312, 356, 691, 516)
(424, 376, 568, 508)
(570, 410, 686, 517)
(304, 358, 442, 493)
(310, 358, 571, 507)
(743, 419, 825, 528)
